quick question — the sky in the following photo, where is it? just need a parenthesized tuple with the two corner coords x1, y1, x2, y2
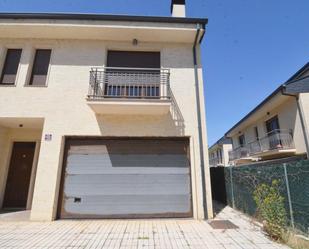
(0, 0, 308, 145)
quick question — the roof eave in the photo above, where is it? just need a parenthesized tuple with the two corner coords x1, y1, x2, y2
(0, 12, 208, 26)
(225, 86, 284, 137)
(285, 62, 309, 82)
(0, 12, 208, 43)
(225, 61, 309, 138)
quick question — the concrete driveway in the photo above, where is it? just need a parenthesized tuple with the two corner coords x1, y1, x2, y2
(0, 206, 288, 249)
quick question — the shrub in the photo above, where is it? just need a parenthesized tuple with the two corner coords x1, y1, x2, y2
(253, 180, 287, 240)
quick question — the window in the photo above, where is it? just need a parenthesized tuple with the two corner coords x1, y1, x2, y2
(29, 49, 51, 86)
(105, 51, 161, 98)
(238, 135, 245, 147)
(0, 49, 22, 85)
(266, 116, 281, 149)
(254, 127, 259, 140)
(266, 116, 280, 135)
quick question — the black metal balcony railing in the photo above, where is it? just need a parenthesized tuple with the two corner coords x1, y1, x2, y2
(248, 130, 295, 155)
(228, 147, 250, 161)
(88, 67, 171, 100)
(209, 157, 223, 167)
(229, 129, 295, 161)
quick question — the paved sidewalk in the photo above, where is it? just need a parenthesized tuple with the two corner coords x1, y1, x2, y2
(0, 206, 289, 249)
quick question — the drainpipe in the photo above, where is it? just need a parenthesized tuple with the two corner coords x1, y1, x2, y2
(281, 87, 309, 158)
(193, 23, 213, 219)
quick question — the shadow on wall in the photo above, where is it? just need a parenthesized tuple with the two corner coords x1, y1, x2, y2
(170, 91, 185, 135)
(95, 98, 185, 137)
(279, 100, 300, 147)
(0, 126, 9, 209)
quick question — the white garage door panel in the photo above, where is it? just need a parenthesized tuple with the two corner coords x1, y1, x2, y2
(64, 174, 190, 195)
(66, 166, 189, 175)
(64, 195, 190, 216)
(67, 154, 188, 172)
(66, 154, 189, 175)
(60, 138, 191, 218)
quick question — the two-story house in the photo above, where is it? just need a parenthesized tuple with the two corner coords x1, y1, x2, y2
(0, 0, 213, 221)
(226, 63, 309, 165)
(208, 136, 232, 167)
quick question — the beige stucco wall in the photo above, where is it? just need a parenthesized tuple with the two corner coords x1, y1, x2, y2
(230, 97, 307, 154)
(0, 38, 211, 221)
(222, 144, 233, 166)
(298, 93, 309, 149)
(0, 126, 9, 207)
(208, 143, 232, 167)
(299, 93, 309, 124)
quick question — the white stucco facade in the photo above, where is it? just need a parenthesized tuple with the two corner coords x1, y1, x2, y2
(227, 91, 309, 165)
(0, 17, 212, 221)
(230, 97, 306, 153)
(209, 142, 232, 167)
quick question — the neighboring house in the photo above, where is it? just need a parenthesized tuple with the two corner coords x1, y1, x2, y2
(226, 63, 309, 165)
(0, 0, 213, 221)
(208, 136, 232, 167)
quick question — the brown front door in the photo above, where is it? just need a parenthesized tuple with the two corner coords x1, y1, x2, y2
(3, 142, 36, 209)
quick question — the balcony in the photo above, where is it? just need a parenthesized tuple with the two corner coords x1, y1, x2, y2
(87, 67, 171, 115)
(209, 157, 224, 167)
(229, 130, 296, 163)
(228, 147, 251, 163)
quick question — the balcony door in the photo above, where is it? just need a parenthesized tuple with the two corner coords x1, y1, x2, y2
(238, 135, 248, 158)
(266, 116, 280, 134)
(105, 51, 161, 98)
(265, 116, 281, 149)
(238, 135, 245, 148)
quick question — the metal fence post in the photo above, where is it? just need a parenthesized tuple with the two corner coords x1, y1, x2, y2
(283, 163, 295, 229)
(229, 166, 235, 208)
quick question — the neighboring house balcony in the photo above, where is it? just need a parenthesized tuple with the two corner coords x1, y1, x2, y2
(228, 147, 251, 163)
(87, 67, 172, 115)
(209, 157, 223, 167)
(229, 130, 296, 163)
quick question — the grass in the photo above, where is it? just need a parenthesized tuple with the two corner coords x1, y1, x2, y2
(282, 231, 309, 249)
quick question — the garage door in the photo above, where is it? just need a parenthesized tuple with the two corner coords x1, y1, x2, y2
(59, 138, 192, 218)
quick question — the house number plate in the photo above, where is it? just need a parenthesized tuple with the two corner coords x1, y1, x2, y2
(44, 134, 52, 141)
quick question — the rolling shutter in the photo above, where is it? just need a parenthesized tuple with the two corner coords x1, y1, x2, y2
(107, 51, 160, 68)
(0, 49, 22, 85)
(29, 49, 51, 86)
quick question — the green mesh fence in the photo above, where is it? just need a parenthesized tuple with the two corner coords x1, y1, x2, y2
(224, 159, 309, 235)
